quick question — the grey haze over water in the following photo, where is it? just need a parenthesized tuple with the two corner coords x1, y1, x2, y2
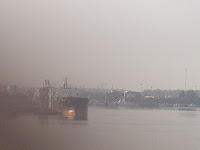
(1, 0, 200, 90)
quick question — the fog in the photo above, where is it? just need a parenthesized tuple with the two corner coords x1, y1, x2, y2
(1, 0, 200, 91)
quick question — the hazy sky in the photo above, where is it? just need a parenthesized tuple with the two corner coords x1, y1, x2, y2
(1, 0, 200, 91)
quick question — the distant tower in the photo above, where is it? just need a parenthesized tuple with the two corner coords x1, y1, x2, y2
(63, 77, 68, 88)
(185, 67, 187, 90)
(43, 80, 50, 87)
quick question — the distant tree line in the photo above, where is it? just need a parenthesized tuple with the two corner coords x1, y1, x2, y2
(82, 88, 200, 107)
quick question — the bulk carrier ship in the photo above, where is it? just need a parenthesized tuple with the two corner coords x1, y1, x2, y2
(36, 78, 89, 120)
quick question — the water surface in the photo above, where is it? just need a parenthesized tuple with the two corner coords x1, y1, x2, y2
(1, 107, 200, 150)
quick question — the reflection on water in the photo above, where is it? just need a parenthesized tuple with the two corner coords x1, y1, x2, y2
(177, 107, 199, 111)
(178, 112, 199, 118)
(36, 107, 88, 124)
(37, 113, 88, 126)
(177, 107, 200, 118)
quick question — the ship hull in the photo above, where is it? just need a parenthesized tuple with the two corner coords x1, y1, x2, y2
(37, 87, 89, 120)
(54, 97, 89, 120)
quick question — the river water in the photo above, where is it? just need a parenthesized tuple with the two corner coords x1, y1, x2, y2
(1, 107, 200, 150)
